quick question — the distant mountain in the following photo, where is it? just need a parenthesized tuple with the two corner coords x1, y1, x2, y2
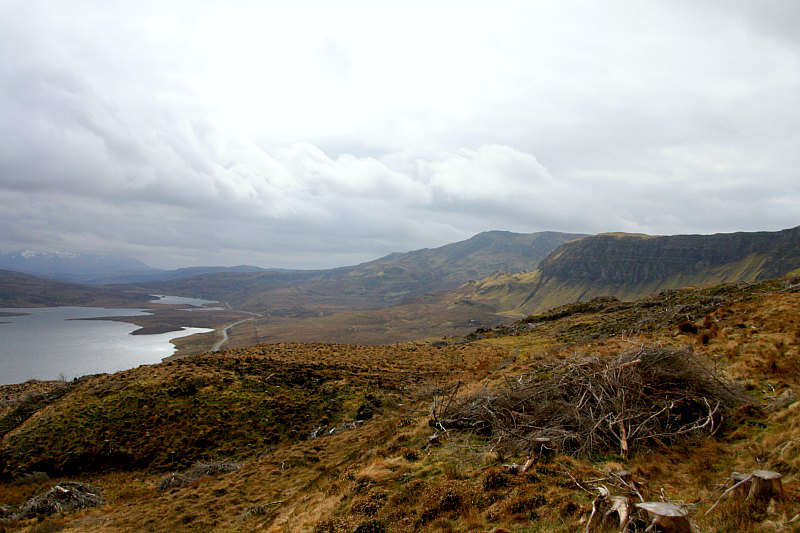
(224, 226, 800, 345)
(0, 250, 156, 284)
(461, 225, 800, 315)
(0, 269, 152, 307)
(135, 231, 587, 314)
(0, 250, 274, 285)
(96, 265, 270, 284)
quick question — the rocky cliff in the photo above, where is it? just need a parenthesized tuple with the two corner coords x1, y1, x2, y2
(539, 226, 800, 285)
(461, 226, 800, 315)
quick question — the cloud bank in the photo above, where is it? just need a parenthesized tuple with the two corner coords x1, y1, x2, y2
(1, 1, 798, 268)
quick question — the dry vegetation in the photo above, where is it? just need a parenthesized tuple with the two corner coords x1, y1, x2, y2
(1, 276, 799, 531)
(435, 345, 747, 458)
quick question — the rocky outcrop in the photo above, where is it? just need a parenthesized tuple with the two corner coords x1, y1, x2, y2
(538, 226, 800, 286)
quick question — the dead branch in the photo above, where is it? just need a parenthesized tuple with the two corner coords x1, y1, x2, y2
(434, 346, 746, 457)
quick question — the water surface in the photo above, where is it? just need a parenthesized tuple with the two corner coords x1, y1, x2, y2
(0, 306, 212, 385)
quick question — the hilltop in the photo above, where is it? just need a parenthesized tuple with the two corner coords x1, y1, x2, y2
(1, 273, 798, 531)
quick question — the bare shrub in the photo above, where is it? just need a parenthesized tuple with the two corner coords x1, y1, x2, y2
(435, 346, 747, 457)
(15, 482, 102, 518)
(157, 461, 241, 491)
(187, 461, 241, 477)
(157, 472, 194, 491)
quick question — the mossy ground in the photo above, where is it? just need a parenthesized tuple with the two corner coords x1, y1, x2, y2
(1, 278, 799, 531)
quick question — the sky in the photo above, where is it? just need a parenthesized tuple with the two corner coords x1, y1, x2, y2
(1, 1, 799, 269)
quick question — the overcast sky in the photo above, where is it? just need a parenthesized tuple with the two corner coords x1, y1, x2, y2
(1, 1, 799, 268)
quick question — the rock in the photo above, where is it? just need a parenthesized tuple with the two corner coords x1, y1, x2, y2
(157, 461, 241, 491)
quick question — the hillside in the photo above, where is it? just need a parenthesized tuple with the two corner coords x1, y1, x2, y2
(460, 225, 800, 316)
(0, 251, 156, 284)
(132, 231, 585, 315)
(1, 275, 798, 531)
(0, 270, 151, 308)
(201, 226, 800, 349)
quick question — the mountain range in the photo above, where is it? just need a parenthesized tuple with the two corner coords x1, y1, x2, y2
(122, 231, 586, 315)
(117, 225, 800, 347)
(0, 250, 268, 285)
(2, 226, 799, 346)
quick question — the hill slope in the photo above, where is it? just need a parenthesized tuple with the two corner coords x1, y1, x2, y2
(1, 275, 798, 531)
(207, 226, 800, 348)
(134, 231, 586, 315)
(0, 251, 156, 284)
(0, 270, 151, 308)
(462, 226, 800, 315)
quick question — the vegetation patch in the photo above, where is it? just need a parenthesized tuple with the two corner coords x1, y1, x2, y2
(436, 346, 748, 457)
(157, 461, 241, 491)
(0, 355, 367, 477)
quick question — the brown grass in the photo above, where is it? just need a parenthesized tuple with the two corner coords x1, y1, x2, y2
(2, 281, 800, 531)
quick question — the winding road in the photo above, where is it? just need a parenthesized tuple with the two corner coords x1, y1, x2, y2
(210, 304, 263, 352)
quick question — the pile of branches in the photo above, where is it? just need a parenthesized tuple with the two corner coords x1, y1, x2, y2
(433, 346, 748, 457)
(14, 481, 102, 518)
(158, 461, 241, 491)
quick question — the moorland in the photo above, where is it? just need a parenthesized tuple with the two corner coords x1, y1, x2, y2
(1, 226, 800, 532)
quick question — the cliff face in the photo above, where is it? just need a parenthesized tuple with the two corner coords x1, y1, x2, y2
(457, 226, 800, 315)
(538, 226, 800, 286)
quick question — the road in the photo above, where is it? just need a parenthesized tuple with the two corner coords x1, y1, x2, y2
(210, 303, 262, 352)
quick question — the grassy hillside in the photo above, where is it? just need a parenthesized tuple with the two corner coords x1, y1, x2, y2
(160, 227, 800, 352)
(130, 231, 585, 315)
(538, 226, 800, 285)
(1, 275, 798, 531)
(179, 228, 800, 349)
(195, 292, 501, 348)
(0, 270, 151, 308)
(459, 226, 800, 316)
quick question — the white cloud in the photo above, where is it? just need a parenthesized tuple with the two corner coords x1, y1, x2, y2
(0, 1, 798, 267)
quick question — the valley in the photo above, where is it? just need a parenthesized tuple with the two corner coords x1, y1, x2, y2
(152, 226, 800, 350)
(4, 226, 799, 358)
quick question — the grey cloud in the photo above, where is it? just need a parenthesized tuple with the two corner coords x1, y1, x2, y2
(0, 1, 798, 268)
